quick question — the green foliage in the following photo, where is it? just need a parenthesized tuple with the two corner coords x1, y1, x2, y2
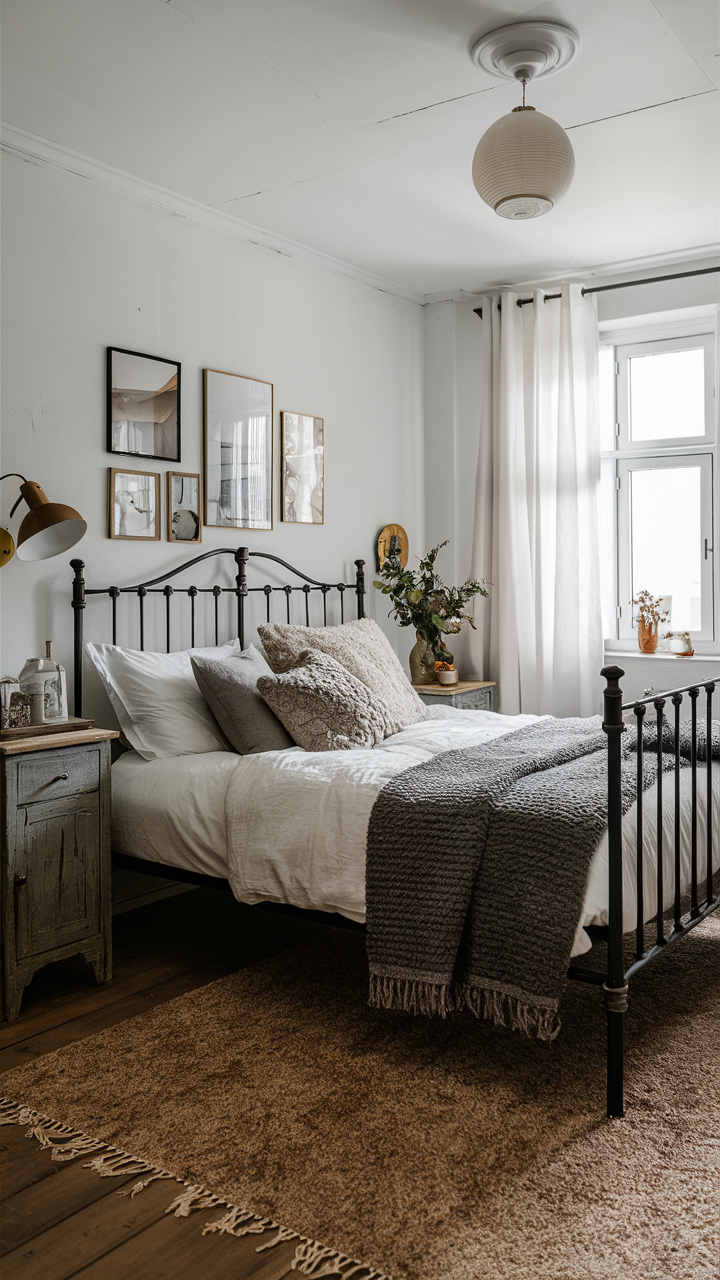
(374, 541, 489, 664)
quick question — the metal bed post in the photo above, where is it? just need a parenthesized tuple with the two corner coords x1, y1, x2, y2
(235, 546, 249, 648)
(70, 558, 86, 717)
(601, 665, 628, 1119)
(355, 559, 366, 619)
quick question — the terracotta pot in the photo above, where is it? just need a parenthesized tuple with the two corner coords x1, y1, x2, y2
(637, 619, 658, 654)
(409, 633, 436, 685)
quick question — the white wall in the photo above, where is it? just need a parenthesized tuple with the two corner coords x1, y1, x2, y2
(0, 151, 424, 716)
(423, 259, 720, 696)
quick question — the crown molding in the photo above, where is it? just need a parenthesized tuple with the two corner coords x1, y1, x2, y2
(422, 245, 720, 304)
(0, 122, 426, 307)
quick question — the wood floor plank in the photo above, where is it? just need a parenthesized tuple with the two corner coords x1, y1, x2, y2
(67, 1209, 298, 1280)
(1, 1159, 138, 1255)
(0, 1126, 61, 1201)
(0, 1177, 176, 1280)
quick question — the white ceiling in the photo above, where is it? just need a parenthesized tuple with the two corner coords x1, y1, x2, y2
(2, 0, 718, 298)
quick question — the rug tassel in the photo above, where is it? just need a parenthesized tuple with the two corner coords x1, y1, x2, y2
(165, 1184, 223, 1218)
(291, 1239, 390, 1279)
(256, 1226, 300, 1250)
(123, 1172, 175, 1198)
(202, 1205, 279, 1239)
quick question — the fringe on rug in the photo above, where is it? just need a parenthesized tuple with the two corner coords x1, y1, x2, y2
(368, 974, 560, 1041)
(0, 1097, 392, 1279)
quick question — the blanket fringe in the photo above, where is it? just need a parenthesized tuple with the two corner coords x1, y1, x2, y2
(368, 974, 454, 1018)
(458, 983, 561, 1042)
(368, 975, 560, 1041)
(0, 1096, 391, 1278)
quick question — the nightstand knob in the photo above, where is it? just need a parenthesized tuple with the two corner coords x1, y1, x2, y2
(54, 773, 70, 781)
(14, 875, 27, 888)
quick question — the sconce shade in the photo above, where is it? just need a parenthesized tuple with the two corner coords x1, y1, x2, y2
(15, 481, 87, 561)
(472, 106, 575, 219)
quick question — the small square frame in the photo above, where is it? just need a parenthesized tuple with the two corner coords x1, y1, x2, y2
(108, 468, 161, 541)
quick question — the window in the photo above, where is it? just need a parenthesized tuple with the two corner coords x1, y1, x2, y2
(600, 327, 717, 650)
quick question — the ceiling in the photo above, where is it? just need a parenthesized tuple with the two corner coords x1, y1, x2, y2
(2, 0, 718, 299)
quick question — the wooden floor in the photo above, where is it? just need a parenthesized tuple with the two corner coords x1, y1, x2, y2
(0, 888, 327, 1279)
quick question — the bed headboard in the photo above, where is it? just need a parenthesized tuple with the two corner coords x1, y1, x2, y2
(70, 548, 366, 717)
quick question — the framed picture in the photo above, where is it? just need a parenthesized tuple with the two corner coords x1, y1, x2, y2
(281, 411, 324, 524)
(109, 468, 161, 541)
(167, 471, 202, 544)
(204, 369, 273, 530)
(107, 347, 181, 462)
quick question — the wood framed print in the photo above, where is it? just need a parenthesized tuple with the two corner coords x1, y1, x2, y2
(109, 468, 161, 541)
(204, 369, 272, 530)
(281, 412, 324, 524)
(167, 471, 202, 544)
(107, 347, 181, 462)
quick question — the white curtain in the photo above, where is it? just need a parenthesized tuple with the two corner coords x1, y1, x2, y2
(469, 283, 602, 717)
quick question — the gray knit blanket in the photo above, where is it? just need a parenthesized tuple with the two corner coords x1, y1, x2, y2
(365, 714, 715, 1041)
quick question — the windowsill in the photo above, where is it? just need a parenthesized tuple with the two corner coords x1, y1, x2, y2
(604, 649, 720, 661)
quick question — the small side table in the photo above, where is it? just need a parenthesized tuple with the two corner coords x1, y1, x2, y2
(413, 680, 496, 711)
(1, 728, 119, 1022)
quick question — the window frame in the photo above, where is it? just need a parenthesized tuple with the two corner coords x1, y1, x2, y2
(616, 332, 715, 451)
(601, 315, 719, 656)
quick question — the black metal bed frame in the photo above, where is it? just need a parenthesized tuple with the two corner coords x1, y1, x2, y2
(70, 552, 718, 1118)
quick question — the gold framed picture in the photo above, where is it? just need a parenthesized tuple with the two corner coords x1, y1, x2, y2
(281, 411, 324, 524)
(204, 369, 273, 530)
(108, 468, 161, 541)
(167, 471, 202, 544)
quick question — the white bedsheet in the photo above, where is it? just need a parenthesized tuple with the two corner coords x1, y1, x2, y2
(112, 706, 719, 957)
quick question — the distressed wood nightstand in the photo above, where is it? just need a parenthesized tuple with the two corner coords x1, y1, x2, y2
(1, 728, 119, 1022)
(413, 680, 496, 711)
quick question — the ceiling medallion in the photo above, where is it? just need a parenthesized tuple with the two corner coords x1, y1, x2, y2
(470, 21, 579, 221)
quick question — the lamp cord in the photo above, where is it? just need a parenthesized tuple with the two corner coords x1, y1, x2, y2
(521, 77, 527, 107)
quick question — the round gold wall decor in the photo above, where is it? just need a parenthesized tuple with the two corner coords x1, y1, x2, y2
(377, 524, 409, 569)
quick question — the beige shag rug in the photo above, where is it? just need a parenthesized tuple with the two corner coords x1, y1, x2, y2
(2, 918, 719, 1280)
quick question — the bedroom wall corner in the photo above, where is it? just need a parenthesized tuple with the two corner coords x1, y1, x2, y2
(0, 148, 425, 704)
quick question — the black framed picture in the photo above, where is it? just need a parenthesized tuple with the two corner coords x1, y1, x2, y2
(107, 347, 181, 462)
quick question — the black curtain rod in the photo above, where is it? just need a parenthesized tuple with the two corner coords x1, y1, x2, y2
(472, 265, 719, 319)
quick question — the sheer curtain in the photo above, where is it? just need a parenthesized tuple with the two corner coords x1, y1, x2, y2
(469, 283, 602, 717)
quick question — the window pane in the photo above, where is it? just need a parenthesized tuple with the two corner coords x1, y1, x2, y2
(598, 346, 615, 451)
(631, 467, 701, 631)
(629, 348, 705, 441)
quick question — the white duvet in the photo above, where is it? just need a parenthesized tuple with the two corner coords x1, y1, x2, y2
(112, 705, 719, 958)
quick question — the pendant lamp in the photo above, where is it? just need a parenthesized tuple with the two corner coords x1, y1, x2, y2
(470, 21, 579, 220)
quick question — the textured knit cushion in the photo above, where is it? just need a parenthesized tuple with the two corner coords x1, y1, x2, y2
(257, 650, 389, 752)
(257, 617, 426, 734)
(190, 644, 293, 756)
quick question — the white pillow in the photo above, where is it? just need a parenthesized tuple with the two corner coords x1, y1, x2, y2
(86, 640, 238, 760)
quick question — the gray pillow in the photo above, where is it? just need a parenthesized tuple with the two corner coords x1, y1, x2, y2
(257, 617, 426, 736)
(257, 649, 389, 752)
(190, 643, 293, 755)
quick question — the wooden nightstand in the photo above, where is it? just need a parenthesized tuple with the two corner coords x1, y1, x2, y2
(1, 728, 118, 1022)
(413, 680, 496, 711)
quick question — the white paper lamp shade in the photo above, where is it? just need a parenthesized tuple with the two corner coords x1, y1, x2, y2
(472, 106, 575, 219)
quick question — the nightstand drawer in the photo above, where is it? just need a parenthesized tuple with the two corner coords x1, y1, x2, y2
(17, 750, 100, 805)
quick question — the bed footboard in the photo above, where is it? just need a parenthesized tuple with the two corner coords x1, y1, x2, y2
(600, 665, 718, 1118)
